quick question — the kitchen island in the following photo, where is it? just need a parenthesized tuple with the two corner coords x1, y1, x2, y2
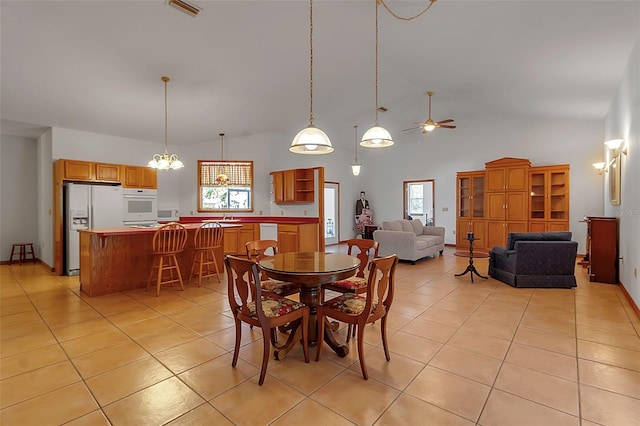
(78, 223, 241, 297)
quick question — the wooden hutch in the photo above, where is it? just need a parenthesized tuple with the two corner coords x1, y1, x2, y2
(456, 157, 570, 250)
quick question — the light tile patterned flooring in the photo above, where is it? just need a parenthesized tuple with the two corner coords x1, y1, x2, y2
(1, 246, 640, 425)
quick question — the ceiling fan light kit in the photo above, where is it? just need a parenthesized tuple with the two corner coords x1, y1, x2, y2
(403, 91, 456, 134)
(290, 0, 333, 155)
(148, 76, 184, 171)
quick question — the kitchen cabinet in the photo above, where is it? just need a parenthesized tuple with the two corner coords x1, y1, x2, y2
(277, 223, 319, 253)
(528, 165, 570, 232)
(63, 160, 95, 181)
(123, 166, 157, 189)
(95, 163, 121, 182)
(223, 223, 259, 255)
(271, 168, 315, 204)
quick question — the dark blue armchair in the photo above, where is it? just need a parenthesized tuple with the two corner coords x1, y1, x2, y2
(489, 232, 578, 288)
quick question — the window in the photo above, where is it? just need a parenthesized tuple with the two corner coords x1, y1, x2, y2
(409, 183, 424, 215)
(198, 160, 254, 212)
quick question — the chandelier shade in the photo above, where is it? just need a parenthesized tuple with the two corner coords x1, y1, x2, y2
(148, 76, 184, 170)
(289, 0, 333, 155)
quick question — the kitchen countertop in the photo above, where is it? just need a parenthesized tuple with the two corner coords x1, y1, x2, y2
(78, 222, 241, 237)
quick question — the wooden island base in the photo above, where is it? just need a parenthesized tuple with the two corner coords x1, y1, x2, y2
(79, 224, 232, 297)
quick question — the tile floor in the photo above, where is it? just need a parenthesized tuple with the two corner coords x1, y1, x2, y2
(1, 247, 639, 425)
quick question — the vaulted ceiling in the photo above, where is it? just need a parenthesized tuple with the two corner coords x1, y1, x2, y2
(1, 1, 639, 145)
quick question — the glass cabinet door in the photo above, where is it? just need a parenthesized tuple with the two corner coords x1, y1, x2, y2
(529, 172, 545, 220)
(472, 175, 484, 218)
(458, 177, 470, 218)
(549, 171, 567, 220)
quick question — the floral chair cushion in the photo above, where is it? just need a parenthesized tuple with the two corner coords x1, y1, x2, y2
(247, 296, 305, 318)
(324, 294, 377, 315)
(260, 279, 299, 295)
(331, 276, 367, 290)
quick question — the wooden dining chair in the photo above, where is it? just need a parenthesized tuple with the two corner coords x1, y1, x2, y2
(316, 254, 398, 380)
(146, 222, 188, 297)
(245, 240, 300, 297)
(225, 255, 310, 385)
(322, 239, 379, 342)
(189, 221, 223, 286)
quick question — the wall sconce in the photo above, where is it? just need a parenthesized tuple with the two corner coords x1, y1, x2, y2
(592, 162, 608, 175)
(604, 138, 627, 156)
(593, 139, 627, 175)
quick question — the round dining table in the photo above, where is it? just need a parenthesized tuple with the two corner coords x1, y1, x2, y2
(259, 252, 360, 359)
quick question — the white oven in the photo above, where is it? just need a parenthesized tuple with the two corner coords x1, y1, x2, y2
(122, 188, 158, 224)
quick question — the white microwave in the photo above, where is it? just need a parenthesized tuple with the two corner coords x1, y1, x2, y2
(122, 188, 158, 223)
(157, 209, 180, 221)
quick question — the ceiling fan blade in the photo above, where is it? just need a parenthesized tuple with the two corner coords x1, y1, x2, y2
(402, 126, 421, 132)
(437, 119, 454, 124)
(439, 125, 456, 129)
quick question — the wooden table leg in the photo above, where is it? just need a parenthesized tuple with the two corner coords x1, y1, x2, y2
(298, 285, 349, 358)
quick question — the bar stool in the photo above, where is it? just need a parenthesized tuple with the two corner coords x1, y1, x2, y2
(147, 223, 188, 296)
(189, 221, 223, 286)
(9, 243, 36, 265)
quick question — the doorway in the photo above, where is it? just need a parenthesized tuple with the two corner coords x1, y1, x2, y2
(403, 179, 435, 225)
(324, 182, 340, 246)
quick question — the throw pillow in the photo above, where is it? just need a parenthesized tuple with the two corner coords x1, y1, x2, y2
(400, 220, 414, 233)
(410, 219, 424, 235)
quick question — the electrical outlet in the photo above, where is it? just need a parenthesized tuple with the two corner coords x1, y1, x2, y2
(281, 210, 284, 215)
(304, 210, 307, 216)
(190, 211, 194, 215)
(452, 230, 456, 234)
(259, 210, 263, 215)
(442, 207, 448, 212)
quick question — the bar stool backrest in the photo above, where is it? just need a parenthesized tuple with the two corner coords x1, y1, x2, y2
(194, 221, 223, 250)
(152, 222, 187, 255)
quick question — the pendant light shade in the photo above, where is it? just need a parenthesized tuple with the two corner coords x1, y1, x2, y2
(361, 0, 393, 149)
(361, 126, 393, 148)
(148, 76, 184, 170)
(290, 125, 333, 154)
(351, 124, 362, 175)
(290, 0, 333, 155)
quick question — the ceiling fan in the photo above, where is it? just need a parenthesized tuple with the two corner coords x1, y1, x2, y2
(403, 91, 456, 133)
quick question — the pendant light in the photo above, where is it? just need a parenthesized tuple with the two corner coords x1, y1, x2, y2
(148, 76, 184, 170)
(351, 125, 362, 176)
(289, 0, 333, 154)
(361, 0, 394, 148)
(215, 133, 230, 185)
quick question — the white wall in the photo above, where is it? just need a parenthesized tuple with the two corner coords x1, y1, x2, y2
(604, 38, 639, 307)
(37, 129, 53, 267)
(0, 135, 39, 261)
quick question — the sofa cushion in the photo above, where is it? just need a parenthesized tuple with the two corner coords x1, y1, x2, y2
(410, 219, 424, 235)
(400, 220, 414, 233)
(382, 221, 402, 232)
(417, 235, 442, 248)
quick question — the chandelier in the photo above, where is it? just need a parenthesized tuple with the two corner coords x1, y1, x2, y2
(351, 125, 362, 176)
(289, 0, 333, 154)
(215, 133, 230, 185)
(148, 76, 184, 170)
(361, 0, 393, 148)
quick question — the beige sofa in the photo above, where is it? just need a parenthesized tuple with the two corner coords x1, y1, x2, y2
(373, 219, 445, 264)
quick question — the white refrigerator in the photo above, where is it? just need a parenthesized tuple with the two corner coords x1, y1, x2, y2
(64, 183, 124, 275)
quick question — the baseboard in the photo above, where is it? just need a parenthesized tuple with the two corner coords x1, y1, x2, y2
(0, 258, 53, 272)
(619, 281, 640, 321)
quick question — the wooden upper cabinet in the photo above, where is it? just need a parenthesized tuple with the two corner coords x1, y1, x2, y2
(123, 166, 157, 189)
(63, 160, 94, 181)
(95, 163, 120, 182)
(485, 158, 530, 192)
(271, 168, 315, 204)
(456, 171, 485, 219)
